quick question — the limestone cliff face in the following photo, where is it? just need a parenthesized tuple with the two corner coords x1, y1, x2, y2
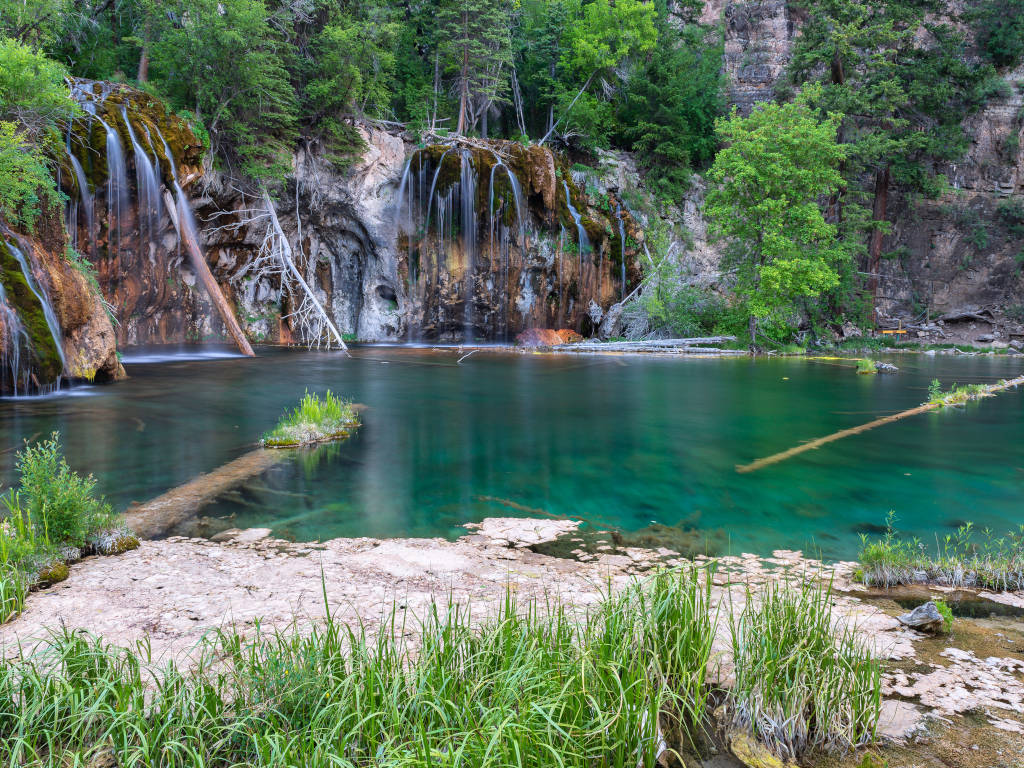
(198, 135, 639, 342)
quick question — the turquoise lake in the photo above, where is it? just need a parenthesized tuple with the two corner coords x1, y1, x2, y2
(1, 347, 1021, 560)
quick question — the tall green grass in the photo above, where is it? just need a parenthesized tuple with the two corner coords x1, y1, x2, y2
(262, 390, 360, 447)
(0, 571, 715, 767)
(858, 516, 1024, 590)
(728, 579, 881, 760)
(0, 568, 882, 766)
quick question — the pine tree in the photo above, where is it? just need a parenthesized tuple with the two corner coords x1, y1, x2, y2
(438, 0, 513, 136)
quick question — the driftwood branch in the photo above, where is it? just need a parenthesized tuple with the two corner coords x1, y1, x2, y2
(260, 189, 350, 356)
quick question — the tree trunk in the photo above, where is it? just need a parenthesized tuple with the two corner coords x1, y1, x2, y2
(136, 46, 149, 82)
(868, 165, 890, 322)
(481, 107, 488, 139)
(456, 45, 469, 135)
(261, 190, 349, 355)
(748, 315, 758, 352)
(163, 190, 254, 357)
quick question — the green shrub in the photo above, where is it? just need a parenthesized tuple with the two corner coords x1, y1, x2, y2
(14, 432, 115, 548)
(857, 358, 878, 374)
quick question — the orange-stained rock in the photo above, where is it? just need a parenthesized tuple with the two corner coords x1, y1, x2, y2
(555, 329, 584, 344)
(515, 328, 564, 347)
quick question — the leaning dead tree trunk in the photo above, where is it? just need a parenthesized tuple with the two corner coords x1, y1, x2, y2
(163, 189, 255, 357)
(260, 189, 349, 355)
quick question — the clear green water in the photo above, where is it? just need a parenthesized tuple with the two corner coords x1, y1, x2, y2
(1, 346, 1022, 559)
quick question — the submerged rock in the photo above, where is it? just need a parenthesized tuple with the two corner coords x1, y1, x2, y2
(898, 601, 944, 633)
(728, 732, 790, 768)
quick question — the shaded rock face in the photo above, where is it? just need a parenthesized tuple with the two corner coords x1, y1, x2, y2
(875, 60, 1024, 319)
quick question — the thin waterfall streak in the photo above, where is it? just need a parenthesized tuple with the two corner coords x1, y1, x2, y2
(0, 279, 31, 395)
(6, 241, 66, 372)
(616, 201, 626, 301)
(122, 107, 161, 249)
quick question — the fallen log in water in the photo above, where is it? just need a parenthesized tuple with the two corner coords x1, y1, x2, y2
(125, 448, 286, 538)
(562, 337, 741, 354)
(737, 373, 1024, 473)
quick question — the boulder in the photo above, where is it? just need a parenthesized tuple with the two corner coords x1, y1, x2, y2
(897, 601, 944, 633)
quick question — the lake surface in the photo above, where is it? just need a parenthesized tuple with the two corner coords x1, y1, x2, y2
(1, 346, 1021, 560)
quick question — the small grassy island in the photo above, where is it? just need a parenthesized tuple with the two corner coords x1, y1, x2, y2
(261, 391, 361, 448)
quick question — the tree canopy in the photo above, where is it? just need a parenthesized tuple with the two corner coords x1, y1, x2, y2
(706, 97, 849, 346)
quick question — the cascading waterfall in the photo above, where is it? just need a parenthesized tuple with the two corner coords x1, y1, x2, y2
(122, 107, 162, 254)
(563, 181, 590, 287)
(96, 114, 129, 261)
(65, 141, 95, 257)
(395, 144, 620, 340)
(0, 280, 31, 395)
(6, 240, 67, 376)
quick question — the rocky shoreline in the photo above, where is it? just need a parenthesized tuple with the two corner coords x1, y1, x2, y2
(1, 517, 1021, 766)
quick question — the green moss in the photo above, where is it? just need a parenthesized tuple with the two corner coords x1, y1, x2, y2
(36, 561, 69, 585)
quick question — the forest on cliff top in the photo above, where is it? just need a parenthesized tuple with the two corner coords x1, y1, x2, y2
(2, 0, 1024, 345)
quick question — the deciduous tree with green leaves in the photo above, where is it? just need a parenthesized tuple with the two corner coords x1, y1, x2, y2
(706, 97, 848, 348)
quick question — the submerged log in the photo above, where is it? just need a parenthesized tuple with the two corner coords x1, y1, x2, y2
(126, 448, 285, 538)
(164, 189, 254, 357)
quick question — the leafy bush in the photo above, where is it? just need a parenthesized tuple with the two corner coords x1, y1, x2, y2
(856, 358, 878, 374)
(15, 432, 115, 547)
(262, 390, 360, 448)
(934, 599, 954, 633)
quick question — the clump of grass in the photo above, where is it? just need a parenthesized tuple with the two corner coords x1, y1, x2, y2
(856, 358, 878, 374)
(925, 379, 992, 406)
(727, 579, 881, 761)
(0, 433, 134, 624)
(261, 390, 360, 448)
(858, 513, 1024, 591)
(934, 599, 954, 633)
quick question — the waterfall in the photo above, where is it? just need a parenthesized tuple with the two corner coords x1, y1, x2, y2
(65, 140, 95, 257)
(6, 240, 66, 374)
(122, 107, 162, 252)
(395, 143, 608, 341)
(563, 181, 590, 283)
(615, 201, 626, 300)
(460, 150, 477, 340)
(95, 114, 129, 260)
(0, 280, 31, 395)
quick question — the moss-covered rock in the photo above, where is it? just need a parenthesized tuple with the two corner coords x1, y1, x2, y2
(36, 561, 70, 586)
